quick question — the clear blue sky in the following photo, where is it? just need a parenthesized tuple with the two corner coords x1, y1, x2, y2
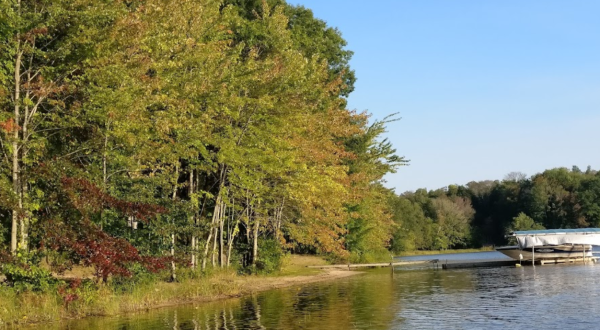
(291, 0, 600, 193)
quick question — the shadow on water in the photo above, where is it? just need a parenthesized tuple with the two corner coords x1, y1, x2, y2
(26, 259, 600, 330)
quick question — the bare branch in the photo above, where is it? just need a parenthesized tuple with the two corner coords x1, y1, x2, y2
(57, 147, 92, 160)
(107, 168, 143, 181)
(25, 95, 45, 124)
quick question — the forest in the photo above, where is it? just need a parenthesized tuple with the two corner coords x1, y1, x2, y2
(0, 0, 406, 287)
(390, 166, 600, 252)
(2, 0, 600, 294)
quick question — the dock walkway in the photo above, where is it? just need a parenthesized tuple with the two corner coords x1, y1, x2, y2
(306, 260, 436, 270)
(440, 256, 598, 269)
(307, 256, 599, 271)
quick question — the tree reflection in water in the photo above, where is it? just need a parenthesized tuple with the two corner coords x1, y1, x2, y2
(33, 268, 416, 330)
(41, 261, 600, 329)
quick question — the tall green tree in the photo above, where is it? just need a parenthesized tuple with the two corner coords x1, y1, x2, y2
(0, 0, 127, 253)
(507, 212, 544, 233)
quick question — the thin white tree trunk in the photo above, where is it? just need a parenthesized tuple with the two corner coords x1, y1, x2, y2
(201, 220, 214, 271)
(226, 205, 242, 267)
(171, 164, 178, 281)
(202, 189, 221, 270)
(212, 199, 224, 267)
(203, 166, 227, 270)
(21, 69, 30, 250)
(252, 214, 260, 267)
(10, 33, 22, 254)
(189, 170, 196, 269)
(103, 122, 109, 188)
(275, 198, 285, 242)
(20, 104, 28, 250)
(219, 202, 225, 267)
(211, 221, 218, 267)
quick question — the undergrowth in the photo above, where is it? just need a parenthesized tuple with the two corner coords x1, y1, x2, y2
(0, 266, 242, 327)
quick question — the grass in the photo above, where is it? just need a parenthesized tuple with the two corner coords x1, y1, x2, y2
(0, 256, 333, 327)
(0, 287, 62, 326)
(0, 268, 244, 327)
(276, 255, 327, 276)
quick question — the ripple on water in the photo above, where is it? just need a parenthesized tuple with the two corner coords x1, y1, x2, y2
(394, 264, 600, 330)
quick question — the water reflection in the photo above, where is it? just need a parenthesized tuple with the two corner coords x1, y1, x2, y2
(28, 261, 600, 330)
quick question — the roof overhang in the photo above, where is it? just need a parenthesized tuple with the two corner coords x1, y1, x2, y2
(507, 228, 600, 248)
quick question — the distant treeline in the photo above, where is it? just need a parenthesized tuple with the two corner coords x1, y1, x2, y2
(389, 166, 600, 252)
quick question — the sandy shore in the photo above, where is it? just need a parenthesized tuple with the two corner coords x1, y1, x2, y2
(238, 269, 361, 293)
(129, 256, 362, 311)
(152, 265, 361, 310)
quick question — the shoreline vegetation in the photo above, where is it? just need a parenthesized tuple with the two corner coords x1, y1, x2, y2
(0, 255, 360, 327)
(3, 0, 405, 327)
(2, 3, 407, 326)
(0, 250, 497, 327)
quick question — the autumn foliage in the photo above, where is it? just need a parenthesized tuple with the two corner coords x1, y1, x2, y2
(60, 177, 166, 222)
(0, 0, 404, 290)
(43, 219, 168, 282)
(37, 177, 169, 282)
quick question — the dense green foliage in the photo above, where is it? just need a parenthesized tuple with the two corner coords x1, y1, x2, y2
(390, 167, 600, 251)
(0, 0, 404, 291)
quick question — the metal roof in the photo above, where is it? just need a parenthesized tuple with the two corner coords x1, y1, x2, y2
(511, 228, 600, 236)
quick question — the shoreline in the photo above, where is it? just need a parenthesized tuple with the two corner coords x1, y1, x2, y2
(3, 256, 361, 327)
(139, 268, 362, 312)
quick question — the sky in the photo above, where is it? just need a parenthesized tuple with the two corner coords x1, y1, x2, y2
(290, 0, 600, 193)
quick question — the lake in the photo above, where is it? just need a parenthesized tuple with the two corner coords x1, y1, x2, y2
(33, 252, 600, 329)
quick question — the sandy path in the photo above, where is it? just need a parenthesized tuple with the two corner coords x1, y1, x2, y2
(237, 269, 361, 294)
(140, 268, 362, 311)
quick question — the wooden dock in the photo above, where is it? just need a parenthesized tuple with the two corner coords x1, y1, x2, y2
(443, 256, 598, 269)
(306, 260, 436, 270)
(442, 260, 516, 269)
(538, 256, 598, 265)
(307, 256, 599, 271)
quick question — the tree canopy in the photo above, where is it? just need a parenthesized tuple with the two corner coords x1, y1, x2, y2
(0, 0, 403, 282)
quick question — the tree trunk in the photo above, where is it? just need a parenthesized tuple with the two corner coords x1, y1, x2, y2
(201, 219, 214, 271)
(99, 121, 110, 231)
(219, 202, 225, 267)
(170, 164, 178, 281)
(212, 199, 224, 267)
(226, 205, 242, 267)
(275, 198, 285, 242)
(20, 106, 28, 251)
(202, 188, 221, 270)
(19, 34, 47, 252)
(202, 166, 227, 270)
(191, 233, 196, 269)
(211, 220, 218, 267)
(252, 214, 260, 268)
(10, 34, 22, 254)
(103, 122, 109, 188)
(20, 83, 30, 251)
(189, 170, 196, 269)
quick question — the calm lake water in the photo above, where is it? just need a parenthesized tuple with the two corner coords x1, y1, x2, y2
(36, 252, 600, 329)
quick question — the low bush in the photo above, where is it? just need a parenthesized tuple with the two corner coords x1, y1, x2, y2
(1, 251, 60, 293)
(255, 239, 286, 274)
